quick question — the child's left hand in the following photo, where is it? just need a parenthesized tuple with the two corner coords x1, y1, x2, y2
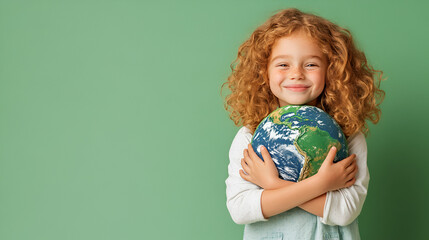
(239, 144, 280, 189)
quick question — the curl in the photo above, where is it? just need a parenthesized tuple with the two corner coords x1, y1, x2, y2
(221, 8, 385, 137)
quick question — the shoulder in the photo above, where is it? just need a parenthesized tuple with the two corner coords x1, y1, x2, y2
(347, 131, 365, 142)
(346, 131, 367, 149)
(232, 126, 253, 143)
(346, 131, 368, 158)
(229, 126, 253, 157)
(238, 126, 253, 136)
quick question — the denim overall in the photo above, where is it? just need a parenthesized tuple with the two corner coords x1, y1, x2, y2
(243, 207, 360, 240)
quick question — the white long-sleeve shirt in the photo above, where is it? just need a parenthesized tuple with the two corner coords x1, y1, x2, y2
(225, 126, 370, 226)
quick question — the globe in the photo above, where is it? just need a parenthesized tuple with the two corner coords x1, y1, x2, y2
(251, 105, 348, 182)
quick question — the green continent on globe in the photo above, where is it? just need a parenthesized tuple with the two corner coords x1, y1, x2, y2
(294, 125, 341, 182)
(269, 106, 307, 130)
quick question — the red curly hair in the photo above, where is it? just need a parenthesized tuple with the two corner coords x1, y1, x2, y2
(222, 8, 385, 137)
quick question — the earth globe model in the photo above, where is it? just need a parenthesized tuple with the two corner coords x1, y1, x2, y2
(251, 105, 348, 182)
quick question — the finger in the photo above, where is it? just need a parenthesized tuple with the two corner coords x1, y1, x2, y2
(342, 154, 356, 167)
(248, 144, 263, 163)
(345, 160, 357, 174)
(347, 155, 355, 163)
(243, 149, 254, 166)
(345, 177, 356, 188)
(239, 169, 250, 181)
(346, 163, 358, 179)
(350, 163, 359, 177)
(324, 146, 337, 164)
(241, 158, 251, 174)
(260, 146, 273, 164)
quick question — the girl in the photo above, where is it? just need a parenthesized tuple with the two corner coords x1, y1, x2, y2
(222, 8, 384, 240)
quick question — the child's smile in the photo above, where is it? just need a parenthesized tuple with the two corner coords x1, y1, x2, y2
(267, 30, 327, 107)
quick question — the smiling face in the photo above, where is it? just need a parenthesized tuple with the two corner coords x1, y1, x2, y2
(267, 30, 327, 107)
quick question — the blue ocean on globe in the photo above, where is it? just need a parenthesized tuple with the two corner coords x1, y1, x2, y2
(251, 105, 348, 182)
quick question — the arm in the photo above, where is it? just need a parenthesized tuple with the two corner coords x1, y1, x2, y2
(241, 145, 357, 219)
(259, 174, 328, 219)
(225, 127, 269, 224)
(319, 132, 370, 226)
(265, 178, 326, 217)
(246, 133, 369, 225)
(240, 133, 368, 225)
(225, 127, 360, 225)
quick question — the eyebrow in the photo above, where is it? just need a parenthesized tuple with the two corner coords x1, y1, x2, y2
(270, 55, 324, 62)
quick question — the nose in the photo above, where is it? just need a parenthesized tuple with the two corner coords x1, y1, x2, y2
(289, 66, 304, 80)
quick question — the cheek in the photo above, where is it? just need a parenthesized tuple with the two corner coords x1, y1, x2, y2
(268, 69, 283, 84)
(268, 80, 277, 94)
(310, 71, 325, 86)
(268, 76, 281, 95)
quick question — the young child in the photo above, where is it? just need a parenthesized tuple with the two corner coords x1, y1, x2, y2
(222, 8, 385, 239)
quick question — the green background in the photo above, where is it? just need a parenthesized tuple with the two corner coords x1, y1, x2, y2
(1, 0, 428, 239)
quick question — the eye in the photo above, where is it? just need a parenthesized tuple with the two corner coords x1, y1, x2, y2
(277, 63, 289, 68)
(305, 63, 319, 68)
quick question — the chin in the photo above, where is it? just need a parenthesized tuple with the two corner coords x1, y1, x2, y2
(289, 101, 308, 105)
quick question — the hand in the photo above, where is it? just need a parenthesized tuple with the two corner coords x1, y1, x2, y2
(239, 144, 281, 189)
(316, 146, 358, 192)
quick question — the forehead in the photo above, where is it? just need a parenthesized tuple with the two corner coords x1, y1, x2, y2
(269, 31, 324, 60)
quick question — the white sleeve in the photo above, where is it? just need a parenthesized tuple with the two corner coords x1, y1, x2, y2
(225, 127, 270, 225)
(319, 132, 370, 226)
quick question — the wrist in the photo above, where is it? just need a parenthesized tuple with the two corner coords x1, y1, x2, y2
(265, 177, 293, 190)
(312, 174, 329, 193)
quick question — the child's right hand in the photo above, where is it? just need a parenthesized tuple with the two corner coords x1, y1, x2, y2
(316, 146, 358, 192)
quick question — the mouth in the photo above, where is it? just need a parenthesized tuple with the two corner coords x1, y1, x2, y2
(284, 84, 310, 92)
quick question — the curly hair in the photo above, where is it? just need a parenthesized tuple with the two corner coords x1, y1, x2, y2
(221, 8, 385, 137)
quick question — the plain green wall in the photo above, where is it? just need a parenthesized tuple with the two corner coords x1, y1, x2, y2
(1, 0, 428, 239)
